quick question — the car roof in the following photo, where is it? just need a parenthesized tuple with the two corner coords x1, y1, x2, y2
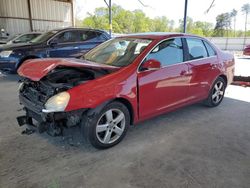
(50, 27, 109, 34)
(21, 32, 43, 35)
(117, 32, 197, 40)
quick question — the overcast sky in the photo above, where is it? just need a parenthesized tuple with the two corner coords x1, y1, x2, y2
(75, 0, 249, 30)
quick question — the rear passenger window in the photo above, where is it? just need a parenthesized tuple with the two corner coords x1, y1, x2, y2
(96, 32, 108, 41)
(146, 38, 184, 66)
(79, 31, 107, 42)
(204, 41, 216, 56)
(186, 38, 208, 60)
(79, 31, 95, 42)
(55, 31, 79, 43)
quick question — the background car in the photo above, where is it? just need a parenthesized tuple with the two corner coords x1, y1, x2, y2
(243, 44, 250, 56)
(0, 32, 42, 45)
(0, 29, 10, 44)
(0, 28, 111, 72)
(17, 33, 235, 149)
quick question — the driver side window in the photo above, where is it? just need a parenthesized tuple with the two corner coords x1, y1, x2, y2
(145, 38, 184, 67)
(53, 31, 79, 43)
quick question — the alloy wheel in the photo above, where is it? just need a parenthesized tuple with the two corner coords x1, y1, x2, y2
(96, 109, 126, 144)
(212, 81, 224, 104)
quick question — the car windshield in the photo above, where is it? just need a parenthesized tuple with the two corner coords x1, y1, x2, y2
(6, 34, 20, 42)
(82, 37, 152, 67)
(30, 30, 58, 43)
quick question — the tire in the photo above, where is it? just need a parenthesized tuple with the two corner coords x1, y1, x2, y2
(81, 101, 130, 149)
(204, 77, 226, 107)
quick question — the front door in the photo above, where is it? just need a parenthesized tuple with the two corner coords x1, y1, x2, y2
(138, 38, 191, 120)
(48, 30, 80, 58)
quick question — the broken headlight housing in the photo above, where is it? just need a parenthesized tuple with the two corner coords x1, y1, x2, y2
(43, 92, 70, 113)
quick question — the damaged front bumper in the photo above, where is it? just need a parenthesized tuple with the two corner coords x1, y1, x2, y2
(17, 94, 86, 136)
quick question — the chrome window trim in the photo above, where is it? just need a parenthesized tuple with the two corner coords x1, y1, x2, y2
(47, 29, 106, 45)
(47, 29, 70, 45)
(202, 40, 218, 56)
(137, 36, 218, 73)
(47, 29, 83, 45)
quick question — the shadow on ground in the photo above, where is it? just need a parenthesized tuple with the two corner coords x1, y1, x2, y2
(0, 71, 20, 82)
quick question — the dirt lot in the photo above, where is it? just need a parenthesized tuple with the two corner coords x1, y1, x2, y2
(0, 68, 250, 188)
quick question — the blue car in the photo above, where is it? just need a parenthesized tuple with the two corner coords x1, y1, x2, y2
(0, 28, 111, 72)
(0, 32, 42, 45)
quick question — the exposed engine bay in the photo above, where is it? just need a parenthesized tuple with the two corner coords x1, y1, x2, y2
(20, 66, 109, 103)
(18, 66, 111, 136)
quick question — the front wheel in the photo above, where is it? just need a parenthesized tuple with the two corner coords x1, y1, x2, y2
(204, 77, 226, 107)
(82, 101, 130, 149)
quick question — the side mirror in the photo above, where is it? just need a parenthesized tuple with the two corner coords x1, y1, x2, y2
(49, 39, 58, 47)
(140, 59, 161, 71)
(13, 39, 21, 43)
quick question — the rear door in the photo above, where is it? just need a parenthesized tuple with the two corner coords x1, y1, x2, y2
(185, 37, 219, 100)
(77, 31, 109, 56)
(137, 38, 190, 119)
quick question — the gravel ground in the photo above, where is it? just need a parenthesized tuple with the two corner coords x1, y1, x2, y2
(0, 72, 250, 188)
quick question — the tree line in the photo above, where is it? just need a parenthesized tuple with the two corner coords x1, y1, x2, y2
(77, 3, 250, 37)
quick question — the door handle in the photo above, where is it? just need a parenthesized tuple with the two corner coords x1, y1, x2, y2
(180, 70, 192, 76)
(210, 64, 216, 69)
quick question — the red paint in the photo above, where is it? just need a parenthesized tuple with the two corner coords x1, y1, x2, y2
(141, 59, 161, 70)
(17, 58, 119, 81)
(18, 33, 235, 124)
(243, 44, 250, 56)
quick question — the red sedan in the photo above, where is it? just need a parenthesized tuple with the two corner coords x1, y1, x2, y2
(17, 33, 235, 149)
(243, 44, 250, 56)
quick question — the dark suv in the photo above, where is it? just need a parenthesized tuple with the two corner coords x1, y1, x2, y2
(0, 28, 110, 72)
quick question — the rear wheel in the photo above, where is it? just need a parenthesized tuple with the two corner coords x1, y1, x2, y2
(204, 77, 226, 107)
(82, 101, 130, 149)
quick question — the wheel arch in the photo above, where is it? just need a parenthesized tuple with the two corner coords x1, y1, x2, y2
(16, 55, 40, 70)
(218, 74, 228, 85)
(209, 74, 228, 91)
(113, 98, 134, 125)
(85, 97, 135, 125)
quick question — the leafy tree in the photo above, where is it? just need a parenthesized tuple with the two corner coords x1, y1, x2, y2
(132, 10, 151, 32)
(194, 21, 213, 36)
(82, 5, 172, 33)
(149, 16, 169, 32)
(178, 17, 213, 36)
(213, 13, 231, 37)
(80, 4, 250, 37)
(168, 20, 175, 32)
(241, 3, 250, 37)
(230, 9, 237, 37)
(178, 17, 194, 33)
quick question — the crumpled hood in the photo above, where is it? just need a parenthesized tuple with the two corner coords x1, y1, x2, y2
(18, 58, 120, 81)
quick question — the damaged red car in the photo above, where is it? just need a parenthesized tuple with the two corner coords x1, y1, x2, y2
(17, 33, 235, 149)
